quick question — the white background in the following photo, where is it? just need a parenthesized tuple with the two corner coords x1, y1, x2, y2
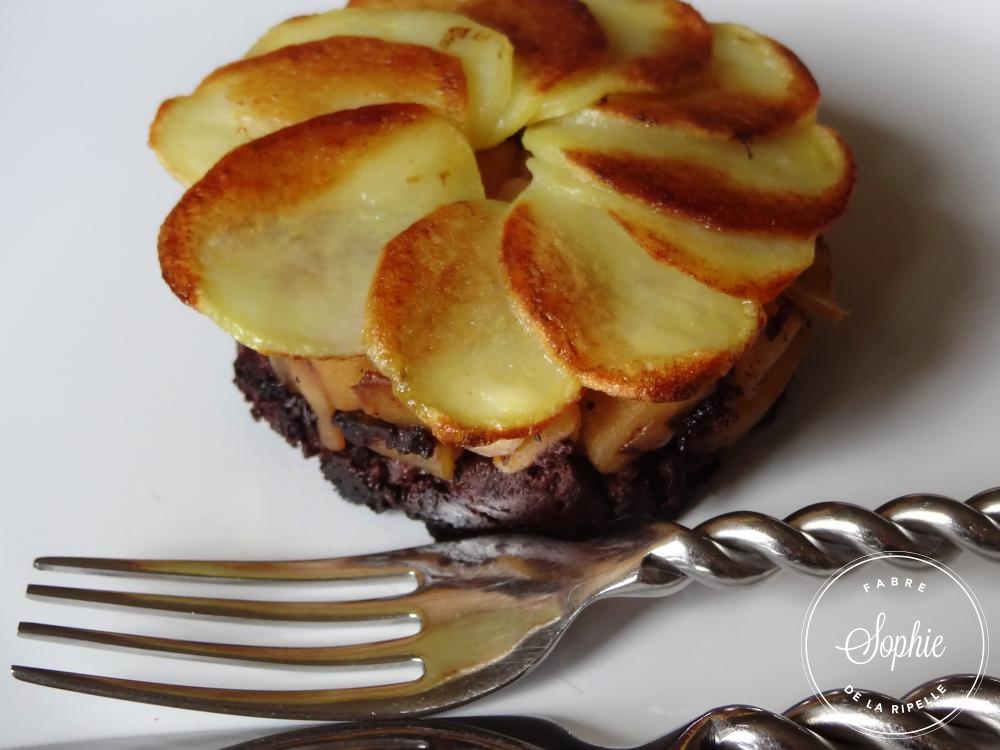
(1, 1, 998, 747)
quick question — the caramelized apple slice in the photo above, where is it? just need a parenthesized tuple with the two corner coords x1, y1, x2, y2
(309, 357, 370, 412)
(151, 36, 471, 185)
(502, 185, 762, 402)
(493, 405, 582, 474)
(525, 107, 855, 238)
(698, 324, 811, 453)
(597, 23, 820, 139)
(349, 0, 608, 132)
(785, 238, 847, 321)
(352, 371, 424, 427)
(159, 105, 483, 357)
(528, 157, 814, 301)
(366, 200, 581, 446)
(580, 390, 704, 474)
(246, 9, 514, 149)
(269, 356, 347, 451)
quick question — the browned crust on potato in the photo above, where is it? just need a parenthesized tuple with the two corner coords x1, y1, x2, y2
(349, 0, 608, 92)
(147, 97, 181, 171)
(367, 200, 580, 447)
(600, 37, 818, 139)
(620, 1, 712, 90)
(209, 36, 467, 125)
(502, 202, 759, 402)
(566, 135, 856, 237)
(428, 407, 579, 449)
(158, 104, 435, 310)
(611, 212, 807, 302)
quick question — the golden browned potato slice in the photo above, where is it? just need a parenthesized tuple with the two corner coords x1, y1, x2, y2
(541, 0, 710, 121)
(159, 105, 483, 357)
(151, 36, 470, 185)
(366, 200, 581, 446)
(597, 23, 820, 139)
(527, 157, 816, 301)
(349, 0, 608, 131)
(245, 9, 514, 149)
(502, 185, 762, 402)
(524, 107, 856, 238)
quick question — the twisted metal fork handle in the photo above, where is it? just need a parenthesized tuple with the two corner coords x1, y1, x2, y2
(640, 487, 1000, 589)
(222, 673, 1000, 749)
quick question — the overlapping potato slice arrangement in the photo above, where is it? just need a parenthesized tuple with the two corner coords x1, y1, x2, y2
(564, 0, 711, 110)
(158, 104, 483, 357)
(597, 23, 819, 138)
(151, 11, 512, 184)
(528, 157, 819, 301)
(154, 1, 856, 475)
(348, 0, 719, 129)
(366, 200, 580, 445)
(503, 184, 762, 402)
(527, 113, 853, 236)
(348, 0, 608, 129)
(245, 9, 514, 149)
(522, 22, 855, 301)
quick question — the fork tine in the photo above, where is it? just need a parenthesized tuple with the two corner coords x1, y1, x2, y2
(33, 554, 415, 581)
(10, 665, 443, 720)
(26, 584, 420, 622)
(18, 622, 422, 667)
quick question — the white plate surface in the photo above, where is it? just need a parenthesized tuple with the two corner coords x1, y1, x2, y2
(2, 1, 998, 747)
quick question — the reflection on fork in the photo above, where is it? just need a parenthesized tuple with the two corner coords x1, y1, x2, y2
(12, 489, 1000, 721)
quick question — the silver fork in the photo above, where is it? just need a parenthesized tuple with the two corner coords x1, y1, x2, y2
(222, 673, 1000, 749)
(13, 488, 1000, 721)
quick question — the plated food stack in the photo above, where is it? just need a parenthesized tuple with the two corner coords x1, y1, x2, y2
(153, 0, 855, 538)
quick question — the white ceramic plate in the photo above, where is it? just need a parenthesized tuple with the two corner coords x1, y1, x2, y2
(2, 1, 998, 747)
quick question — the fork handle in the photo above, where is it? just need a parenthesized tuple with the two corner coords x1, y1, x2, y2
(638, 673, 1000, 750)
(637, 488, 1000, 589)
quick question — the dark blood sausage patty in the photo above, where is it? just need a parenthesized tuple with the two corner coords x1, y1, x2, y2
(234, 345, 745, 539)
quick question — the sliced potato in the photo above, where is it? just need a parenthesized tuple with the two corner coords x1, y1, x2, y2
(537, 0, 711, 121)
(366, 200, 581, 446)
(159, 105, 484, 357)
(528, 157, 814, 301)
(151, 36, 469, 184)
(581, 1, 710, 87)
(502, 185, 762, 401)
(246, 8, 514, 149)
(597, 23, 819, 139)
(524, 107, 855, 238)
(532, 0, 714, 122)
(349, 0, 608, 132)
